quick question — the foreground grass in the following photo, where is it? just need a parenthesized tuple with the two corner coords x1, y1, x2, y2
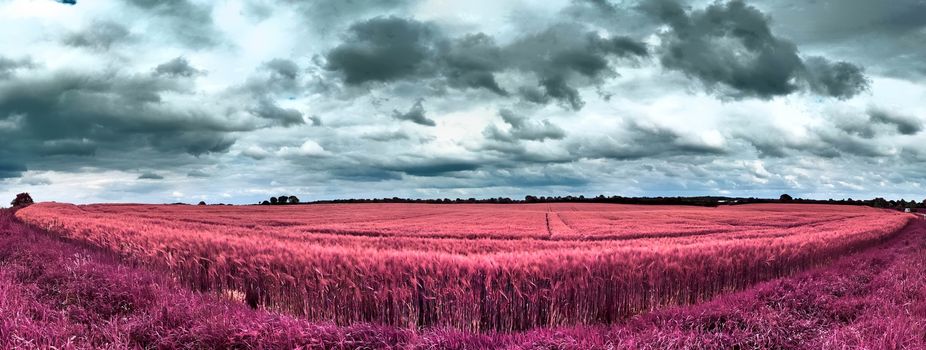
(1, 209, 924, 349)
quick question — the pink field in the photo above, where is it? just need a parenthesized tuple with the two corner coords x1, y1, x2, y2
(16, 203, 911, 332)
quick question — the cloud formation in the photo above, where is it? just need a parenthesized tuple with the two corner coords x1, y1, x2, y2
(642, 0, 868, 99)
(485, 109, 566, 142)
(62, 21, 132, 50)
(154, 57, 203, 78)
(869, 108, 923, 136)
(1, 0, 923, 204)
(325, 17, 648, 110)
(392, 99, 435, 126)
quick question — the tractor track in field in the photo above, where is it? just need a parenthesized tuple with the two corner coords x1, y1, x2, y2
(545, 210, 576, 239)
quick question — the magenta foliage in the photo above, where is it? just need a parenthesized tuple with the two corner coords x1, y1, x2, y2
(15, 203, 911, 331)
(0, 209, 413, 349)
(3, 208, 926, 349)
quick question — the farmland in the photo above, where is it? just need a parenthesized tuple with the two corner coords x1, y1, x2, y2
(14, 202, 911, 333)
(3, 207, 925, 349)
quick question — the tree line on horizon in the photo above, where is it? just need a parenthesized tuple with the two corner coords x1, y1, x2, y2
(292, 193, 926, 210)
(7, 192, 925, 211)
(258, 195, 300, 205)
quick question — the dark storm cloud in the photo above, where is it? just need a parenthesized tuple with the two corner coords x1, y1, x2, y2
(326, 17, 439, 85)
(505, 24, 648, 109)
(803, 57, 869, 99)
(869, 108, 923, 135)
(0, 161, 26, 179)
(438, 33, 508, 95)
(504, 25, 649, 109)
(392, 99, 435, 126)
(154, 57, 203, 78)
(62, 21, 131, 50)
(485, 109, 565, 142)
(325, 18, 647, 110)
(322, 1, 865, 108)
(0, 69, 251, 177)
(249, 99, 305, 127)
(641, 0, 868, 99)
(123, 0, 220, 46)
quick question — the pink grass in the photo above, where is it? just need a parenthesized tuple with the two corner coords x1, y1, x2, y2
(15, 203, 911, 331)
(2, 208, 925, 348)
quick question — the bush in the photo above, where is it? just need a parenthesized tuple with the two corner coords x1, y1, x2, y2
(11, 193, 34, 207)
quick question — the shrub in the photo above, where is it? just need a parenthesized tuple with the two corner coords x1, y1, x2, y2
(10, 193, 34, 208)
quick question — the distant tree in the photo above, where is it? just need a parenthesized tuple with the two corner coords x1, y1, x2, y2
(525, 195, 538, 203)
(198, 201, 207, 206)
(288, 196, 300, 204)
(872, 197, 888, 208)
(11, 193, 34, 207)
(779, 194, 793, 202)
(270, 197, 278, 205)
(277, 196, 289, 204)
(261, 200, 271, 205)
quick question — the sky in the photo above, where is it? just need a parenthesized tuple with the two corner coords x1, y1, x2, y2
(1, 0, 925, 205)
